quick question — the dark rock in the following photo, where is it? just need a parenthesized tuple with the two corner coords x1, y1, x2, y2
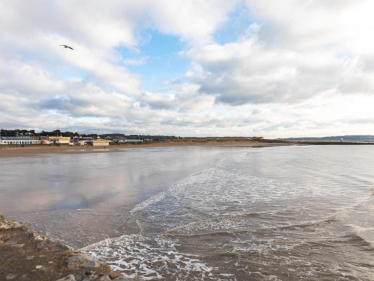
(37, 241, 48, 251)
(84, 270, 93, 276)
(50, 241, 70, 252)
(67, 254, 101, 270)
(0, 213, 114, 281)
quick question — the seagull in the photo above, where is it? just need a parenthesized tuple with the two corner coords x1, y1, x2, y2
(60, 45, 74, 50)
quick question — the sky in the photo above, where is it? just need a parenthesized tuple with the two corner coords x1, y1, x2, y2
(1, 0, 374, 138)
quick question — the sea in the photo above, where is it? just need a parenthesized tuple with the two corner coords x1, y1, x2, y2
(1, 145, 374, 280)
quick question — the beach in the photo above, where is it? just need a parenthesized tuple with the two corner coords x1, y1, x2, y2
(0, 212, 138, 281)
(2, 144, 374, 280)
(0, 143, 280, 280)
(0, 141, 284, 280)
(0, 140, 284, 158)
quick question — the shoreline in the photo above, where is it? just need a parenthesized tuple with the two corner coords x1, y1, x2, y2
(0, 140, 289, 158)
(0, 140, 288, 280)
(2, 142, 372, 279)
(2, 139, 372, 158)
(0, 213, 137, 281)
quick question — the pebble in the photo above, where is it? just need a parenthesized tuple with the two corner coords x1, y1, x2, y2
(74, 273, 83, 281)
(67, 254, 101, 270)
(109, 271, 123, 279)
(96, 273, 111, 281)
(56, 274, 76, 281)
(11, 243, 24, 248)
(5, 274, 17, 280)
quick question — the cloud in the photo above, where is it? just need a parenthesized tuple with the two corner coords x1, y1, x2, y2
(183, 0, 374, 105)
(1, 0, 374, 137)
(0, 58, 65, 95)
(148, 0, 240, 45)
(38, 82, 134, 117)
(245, 0, 374, 52)
(140, 83, 214, 111)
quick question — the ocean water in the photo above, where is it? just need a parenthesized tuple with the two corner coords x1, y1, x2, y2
(2, 145, 374, 280)
(0, 146, 229, 247)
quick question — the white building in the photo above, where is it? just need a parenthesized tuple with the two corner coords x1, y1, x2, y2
(87, 140, 110, 146)
(0, 137, 41, 145)
(49, 137, 71, 144)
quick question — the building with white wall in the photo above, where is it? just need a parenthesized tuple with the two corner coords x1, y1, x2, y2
(0, 137, 41, 145)
(49, 137, 71, 144)
(87, 140, 110, 146)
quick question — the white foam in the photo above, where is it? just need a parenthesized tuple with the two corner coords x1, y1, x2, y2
(82, 234, 220, 280)
(130, 191, 167, 214)
(82, 146, 374, 280)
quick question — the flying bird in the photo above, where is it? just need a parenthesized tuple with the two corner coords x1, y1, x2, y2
(60, 45, 74, 50)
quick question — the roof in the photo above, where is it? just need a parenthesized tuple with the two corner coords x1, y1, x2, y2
(49, 137, 70, 141)
(88, 140, 110, 143)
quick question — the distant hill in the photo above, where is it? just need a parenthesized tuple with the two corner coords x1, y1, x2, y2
(99, 133, 178, 140)
(279, 135, 374, 142)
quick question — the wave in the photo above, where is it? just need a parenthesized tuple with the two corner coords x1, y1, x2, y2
(80, 146, 374, 280)
(81, 234, 220, 280)
(130, 191, 167, 214)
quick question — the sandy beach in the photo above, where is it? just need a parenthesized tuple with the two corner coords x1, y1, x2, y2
(2, 144, 374, 279)
(0, 141, 285, 280)
(0, 140, 287, 158)
(0, 213, 137, 281)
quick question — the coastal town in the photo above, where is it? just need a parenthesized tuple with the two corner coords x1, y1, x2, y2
(0, 129, 265, 147)
(0, 129, 168, 147)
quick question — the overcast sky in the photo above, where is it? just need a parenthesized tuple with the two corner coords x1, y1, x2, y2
(1, 0, 374, 138)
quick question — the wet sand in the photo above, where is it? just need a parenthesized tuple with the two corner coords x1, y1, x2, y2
(2, 143, 374, 279)
(0, 140, 286, 158)
(0, 213, 136, 281)
(0, 141, 291, 280)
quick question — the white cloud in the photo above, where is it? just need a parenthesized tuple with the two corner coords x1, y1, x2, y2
(148, 0, 240, 45)
(245, 0, 374, 53)
(183, 0, 374, 105)
(1, 0, 374, 137)
(0, 59, 65, 95)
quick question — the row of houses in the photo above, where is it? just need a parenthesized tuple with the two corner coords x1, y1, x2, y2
(0, 136, 42, 145)
(0, 136, 110, 146)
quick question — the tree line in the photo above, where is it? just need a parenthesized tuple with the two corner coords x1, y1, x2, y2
(0, 129, 95, 137)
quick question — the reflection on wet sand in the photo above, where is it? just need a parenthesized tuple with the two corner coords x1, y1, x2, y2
(0, 146, 234, 248)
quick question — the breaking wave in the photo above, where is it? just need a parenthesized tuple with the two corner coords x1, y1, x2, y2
(82, 146, 374, 280)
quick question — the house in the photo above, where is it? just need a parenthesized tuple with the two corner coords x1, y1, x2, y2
(87, 140, 110, 146)
(117, 139, 143, 143)
(72, 137, 93, 146)
(49, 136, 71, 145)
(0, 136, 41, 145)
